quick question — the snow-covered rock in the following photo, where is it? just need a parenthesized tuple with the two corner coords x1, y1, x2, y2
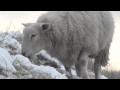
(13, 55, 68, 79)
(0, 32, 21, 55)
(0, 48, 16, 73)
(8, 31, 23, 44)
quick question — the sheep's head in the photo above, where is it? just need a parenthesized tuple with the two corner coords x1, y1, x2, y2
(22, 23, 51, 60)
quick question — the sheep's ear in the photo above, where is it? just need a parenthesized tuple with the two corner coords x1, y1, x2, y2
(22, 23, 33, 27)
(41, 23, 50, 31)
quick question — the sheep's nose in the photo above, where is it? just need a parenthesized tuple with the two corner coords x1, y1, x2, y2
(21, 51, 31, 59)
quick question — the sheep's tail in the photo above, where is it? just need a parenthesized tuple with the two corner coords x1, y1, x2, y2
(95, 50, 110, 67)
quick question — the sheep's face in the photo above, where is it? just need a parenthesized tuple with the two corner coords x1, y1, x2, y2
(22, 23, 50, 59)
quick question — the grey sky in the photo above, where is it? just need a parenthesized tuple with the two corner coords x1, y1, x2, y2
(0, 11, 118, 19)
(0, 11, 47, 17)
(0, 11, 47, 31)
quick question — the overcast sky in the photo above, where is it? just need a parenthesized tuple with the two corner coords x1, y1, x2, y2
(0, 11, 47, 31)
(0, 11, 120, 70)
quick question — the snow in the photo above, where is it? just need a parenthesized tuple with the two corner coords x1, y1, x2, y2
(8, 31, 23, 44)
(13, 55, 68, 79)
(0, 48, 16, 73)
(0, 32, 21, 55)
(8, 31, 23, 38)
(34, 65, 67, 79)
(71, 69, 77, 76)
(100, 75, 108, 79)
(0, 75, 6, 79)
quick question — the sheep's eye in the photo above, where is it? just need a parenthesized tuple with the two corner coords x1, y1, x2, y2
(31, 33, 36, 38)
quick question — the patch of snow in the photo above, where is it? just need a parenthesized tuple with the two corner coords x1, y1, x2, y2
(0, 75, 17, 79)
(13, 55, 68, 79)
(34, 65, 67, 79)
(8, 31, 23, 44)
(0, 32, 21, 54)
(60, 65, 65, 71)
(8, 31, 22, 38)
(0, 75, 6, 79)
(100, 75, 108, 79)
(71, 69, 77, 76)
(0, 48, 16, 72)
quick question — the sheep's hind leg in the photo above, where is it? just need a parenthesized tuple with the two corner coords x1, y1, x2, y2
(94, 50, 109, 79)
(94, 59, 101, 79)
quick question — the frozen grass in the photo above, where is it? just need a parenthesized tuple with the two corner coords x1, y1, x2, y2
(0, 22, 12, 46)
(0, 23, 22, 55)
(87, 60, 120, 79)
(103, 70, 120, 79)
(102, 65, 120, 79)
(86, 59, 120, 79)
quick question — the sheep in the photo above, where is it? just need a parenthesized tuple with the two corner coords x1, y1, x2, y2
(22, 11, 114, 79)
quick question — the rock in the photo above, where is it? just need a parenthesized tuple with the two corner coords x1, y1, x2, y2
(13, 55, 68, 79)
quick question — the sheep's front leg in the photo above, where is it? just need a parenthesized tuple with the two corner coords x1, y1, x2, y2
(75, 52, 89, 79)
(64, 66, 73, 79)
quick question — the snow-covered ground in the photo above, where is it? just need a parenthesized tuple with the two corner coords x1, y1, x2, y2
(0, 31, 107, 79)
